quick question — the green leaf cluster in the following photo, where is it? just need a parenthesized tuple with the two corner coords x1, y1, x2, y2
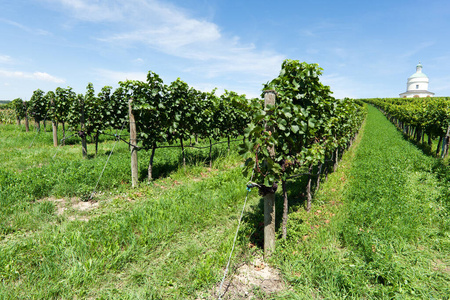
(241, 60, 366, 185)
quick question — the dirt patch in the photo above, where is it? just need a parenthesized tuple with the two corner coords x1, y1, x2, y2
(433, 259, 450, 274)
(71, 201, 98, 211)
(214, 256, 285, 299)
(44, 196, 99, 221)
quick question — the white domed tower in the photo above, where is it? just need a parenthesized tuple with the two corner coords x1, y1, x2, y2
(399, 62, 434, 98)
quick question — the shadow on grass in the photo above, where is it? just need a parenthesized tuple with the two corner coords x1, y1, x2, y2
(399, 131, 438, 157)
(136, 142, 235, 181)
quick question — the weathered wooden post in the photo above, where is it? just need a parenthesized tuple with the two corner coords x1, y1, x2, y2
(306, 164, 313, 212)
(129, 99, 138, 187)
(80, 95, 87, 158)
(442, 125, 450, 158)
(51, 99, 58, 147)
(263, 90, 276, 257)
(23, 101, 29, 132)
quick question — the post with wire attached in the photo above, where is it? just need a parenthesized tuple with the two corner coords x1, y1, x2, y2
(51, 99, 58, 147)
(80, 95, 87, 158)
(129, 99, 138, 188)
(263, 90, 276, 257)
(24, 101, 29, 132)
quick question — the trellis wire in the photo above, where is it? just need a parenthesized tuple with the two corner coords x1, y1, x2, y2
(52, 133, 77, 159)
(29, 108, 51, 148)
(217, 167, 255, 300)
(88, 121, 127, 200)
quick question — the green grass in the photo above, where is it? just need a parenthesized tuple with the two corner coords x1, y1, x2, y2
(0, 122, 262, 298)
(274, 105, 450, 299)
(0, 123, 241, 238)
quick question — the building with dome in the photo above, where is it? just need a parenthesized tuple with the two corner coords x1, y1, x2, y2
(399, 62, 434, 98)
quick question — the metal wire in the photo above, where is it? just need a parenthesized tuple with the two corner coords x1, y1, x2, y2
(217, 167, 256, 299)
(88, 120, 127, 200)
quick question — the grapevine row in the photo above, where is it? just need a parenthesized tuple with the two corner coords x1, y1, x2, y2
(240, 60, 366, 250)
(6, 71, 256, 180)
(363, 97, 450, 157)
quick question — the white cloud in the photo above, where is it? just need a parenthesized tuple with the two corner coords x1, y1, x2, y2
(93, 69, 147, 84)
(0, 69, 65, 83)
(399, 41, 435, 59)
(48, 0, 285, 79)
(0, 55, 13, 64)
(0, 18, 51, 36)
(133, 58, 145, 64)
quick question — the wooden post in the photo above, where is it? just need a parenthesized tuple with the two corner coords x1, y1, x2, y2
(180, 138, 186, 169)
(209, 137, 213, 168)
(80, 96, 87, 158)
(24, 101, 29, 132)
(281, 180, 288, 239)
(436, 136, 443, 156)
(306, 165, 313, 212)
(263, 90, 276, 257)
(442, 125, 450, 158)
(51, 100, 58, 147)
(129, 100, 138, 187)
(148, 143, 157, 182)
(334, 148, 339, 172)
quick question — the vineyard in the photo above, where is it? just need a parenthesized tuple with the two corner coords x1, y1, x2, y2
(0, 61, 449, 298)
(363, 97, 450, 158)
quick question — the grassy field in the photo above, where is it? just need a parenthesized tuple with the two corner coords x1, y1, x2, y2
(1, 107, 449, 299)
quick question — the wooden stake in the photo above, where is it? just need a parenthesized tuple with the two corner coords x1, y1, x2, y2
(281, 180, 288, 239)
(129, 99, 138, 187)
(51, 100, 58, 147)
(80, 96, 87, 158)
(306, 165, 313, 212)
(148, 143, 157, 182)
(263, 90, 276, 257)
(442, 125, 450, 158)
(24, 101, 29, 132)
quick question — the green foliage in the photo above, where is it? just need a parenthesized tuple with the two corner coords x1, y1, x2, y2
(11, 98, 26, 121)
(105, 86, 129, 130)
(120, 72, 168, 149)
(0, 109, 15, 124)
(217, 90, 255, 138)
(118, 70, 253, 153)
(54, 86, 76, 126)
(241, 60, 365, 186)
(28, 89, 48, 124)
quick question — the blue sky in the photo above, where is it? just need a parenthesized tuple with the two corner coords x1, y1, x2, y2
(1, 0, 449, 100)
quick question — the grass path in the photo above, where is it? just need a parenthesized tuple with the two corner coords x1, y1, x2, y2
(275, 105, 450, 299)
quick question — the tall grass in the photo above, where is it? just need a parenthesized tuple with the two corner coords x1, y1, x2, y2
(0, 123, 261, 298)
(0, 123, 240, 238)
